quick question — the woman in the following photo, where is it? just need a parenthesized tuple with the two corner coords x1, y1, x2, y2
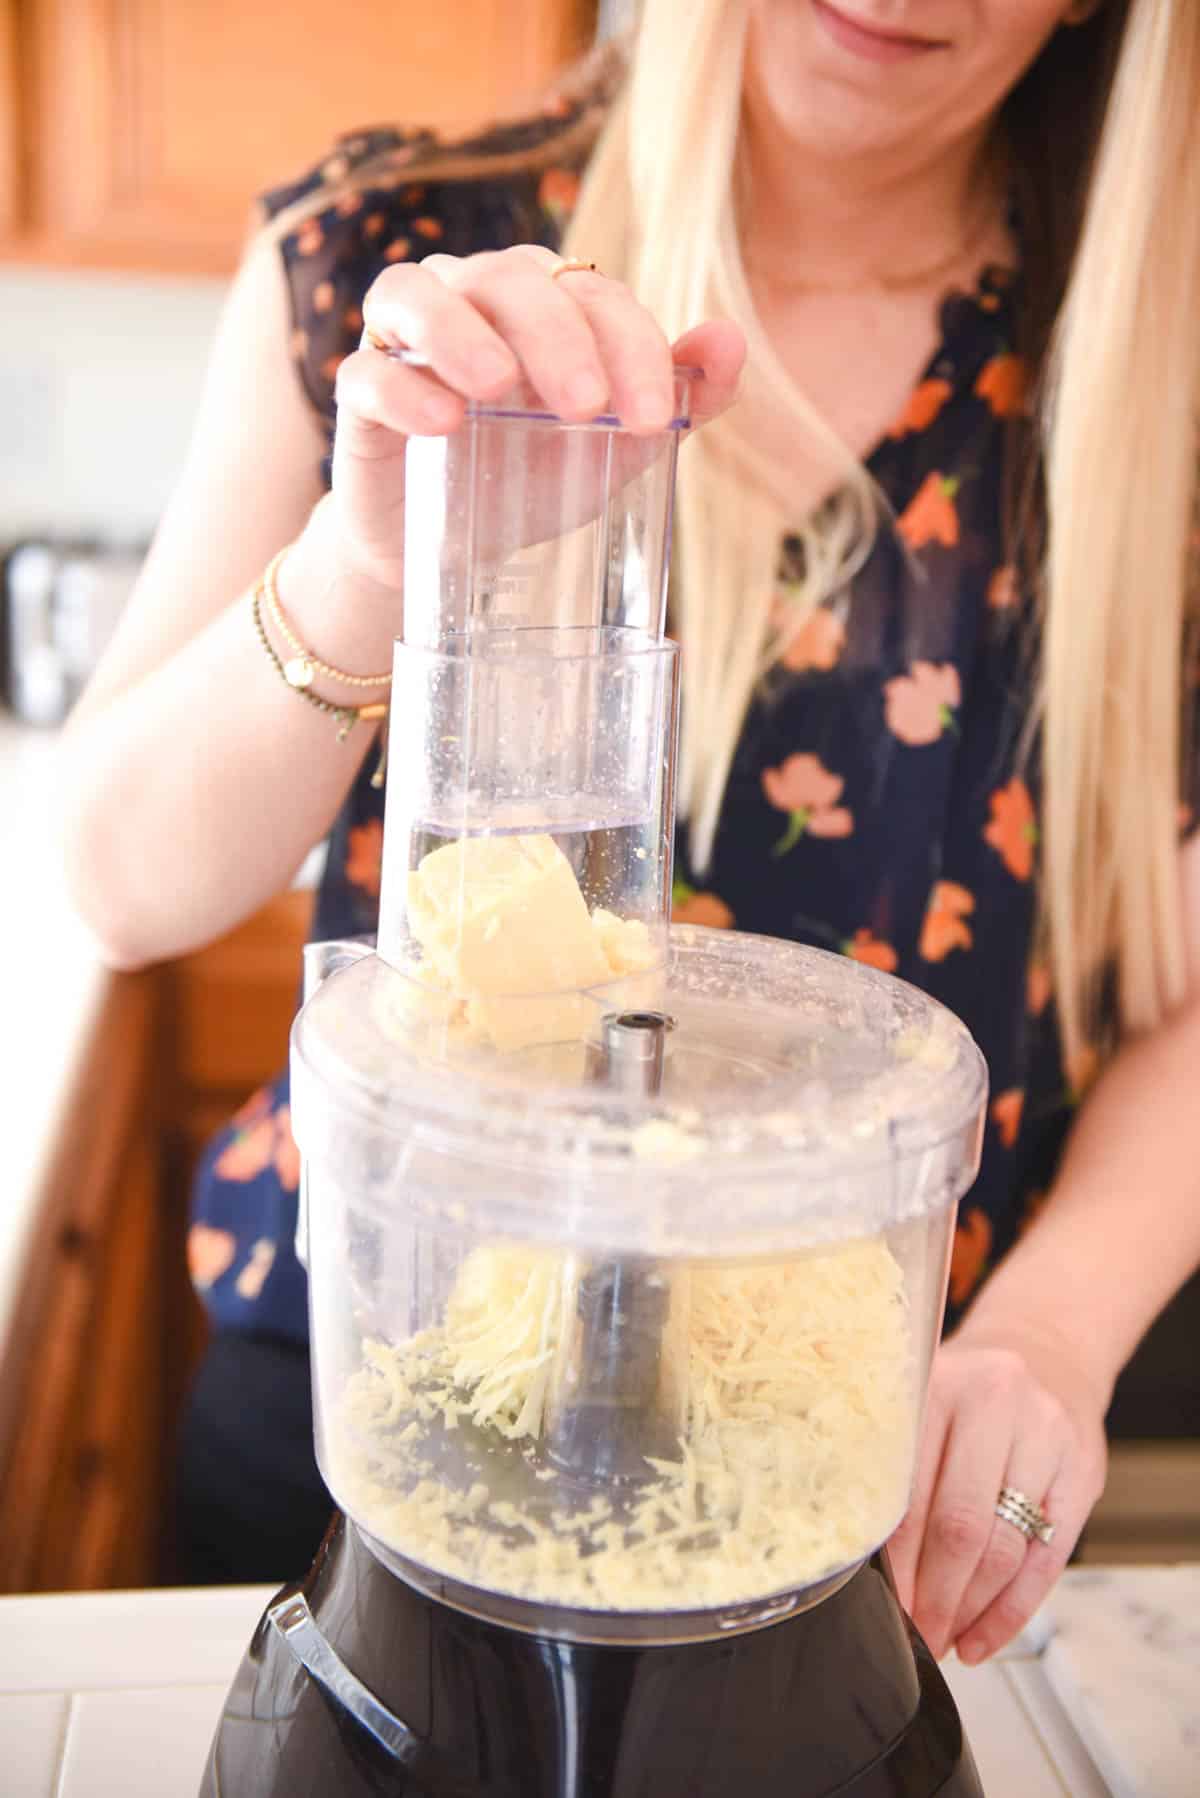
(61, 0, 1200, 1668)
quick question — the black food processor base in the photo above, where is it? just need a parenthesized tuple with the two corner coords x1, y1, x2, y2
(200, 1515, 983, 1798)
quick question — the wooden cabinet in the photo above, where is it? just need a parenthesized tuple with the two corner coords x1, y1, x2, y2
(163, 886, 312, 1170)
(0, 3, 20, 238)
(0, 889, 312, 1593)
(5, 0, 594, 273)
(0, 970, 167, 1592)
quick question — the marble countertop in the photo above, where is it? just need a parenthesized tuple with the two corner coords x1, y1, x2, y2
(1, 1565, 1197, 1796)
(1038, 1565, 1200, 1797)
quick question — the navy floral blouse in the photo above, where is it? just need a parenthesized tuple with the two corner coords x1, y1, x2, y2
(188, 98, 1156, 1344)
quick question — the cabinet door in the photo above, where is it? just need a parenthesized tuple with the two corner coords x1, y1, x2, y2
(0, 0, 19, 237)
(0, 971, 166, 1593)
(21, 0, 593, 273)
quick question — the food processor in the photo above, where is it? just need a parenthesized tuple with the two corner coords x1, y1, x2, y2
(201, 373, 988, 1796)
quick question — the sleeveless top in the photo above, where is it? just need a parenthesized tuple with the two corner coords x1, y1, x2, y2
(186, 97, 1196, 1343)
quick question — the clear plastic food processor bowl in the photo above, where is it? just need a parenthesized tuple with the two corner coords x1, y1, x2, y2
(292, 929, 986, 1645)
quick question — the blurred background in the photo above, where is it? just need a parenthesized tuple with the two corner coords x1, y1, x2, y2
(0, 0, 1194, 1600)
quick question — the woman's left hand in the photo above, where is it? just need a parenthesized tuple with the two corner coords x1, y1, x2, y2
(886, 1324, 1109, 1665)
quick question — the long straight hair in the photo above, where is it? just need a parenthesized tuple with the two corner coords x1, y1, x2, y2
(564, 0, 1200, 1064)
(266, 3, 1200, 1065)
(1038, 0, 1200, 1059)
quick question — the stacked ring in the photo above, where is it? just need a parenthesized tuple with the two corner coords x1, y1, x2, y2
(995, 1486, 1055, 1546)
(361, 262, 600, 366)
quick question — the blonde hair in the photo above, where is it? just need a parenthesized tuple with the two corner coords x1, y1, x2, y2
(1039, 0, 1200, 1061)
(268, 2, 1199, 1064)
(565, 1, 873, 872)
(565, 0, 1200, 1064)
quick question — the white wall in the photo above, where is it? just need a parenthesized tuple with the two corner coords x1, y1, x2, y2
(0, 269, 228, 545)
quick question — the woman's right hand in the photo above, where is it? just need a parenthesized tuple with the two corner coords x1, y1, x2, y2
(324, 244, 745, 590)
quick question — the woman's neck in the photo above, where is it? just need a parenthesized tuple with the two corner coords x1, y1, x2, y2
(739, 104, 1004, 292)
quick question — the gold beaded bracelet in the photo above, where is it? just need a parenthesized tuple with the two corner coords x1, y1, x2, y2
(261, 545, 393, 693)
(251, 586, 390, 788)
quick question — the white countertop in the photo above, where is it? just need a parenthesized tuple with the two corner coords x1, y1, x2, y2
(2, 1566, 1197, 1797)
(0, 716, 110, 1370)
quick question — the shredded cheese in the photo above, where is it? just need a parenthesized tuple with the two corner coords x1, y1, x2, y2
(329, 832, 915, 1614)
(330, 1236, 915, 1615)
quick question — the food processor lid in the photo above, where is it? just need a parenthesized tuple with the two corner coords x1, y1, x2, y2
(291, 925, 987, 1255)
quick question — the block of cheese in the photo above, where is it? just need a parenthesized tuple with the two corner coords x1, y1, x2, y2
(407, 835, 612, 1052)
(590, 908, 653, 975)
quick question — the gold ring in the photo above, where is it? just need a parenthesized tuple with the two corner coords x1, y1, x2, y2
(362, 326, 390, 352)
(551, 259, 599, 282)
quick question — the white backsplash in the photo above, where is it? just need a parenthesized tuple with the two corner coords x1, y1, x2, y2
(0, 268, 228, 544)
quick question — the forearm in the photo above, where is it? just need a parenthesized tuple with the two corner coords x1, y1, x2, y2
(961, 994, 1200, 1406)
(61, 504, 401, 966)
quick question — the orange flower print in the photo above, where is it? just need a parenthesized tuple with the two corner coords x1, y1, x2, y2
(990, 1088, 1025, 1148)
(671, 882, 734, 929)
(384, 237, 412, 263)
(236, 1238, 278, 1301)
(987, 565, 1019, 611)
(412, 216, 443, 240)
(364, 212, 386, 239)
(844, 928, 898, 972)
(539, 166, 581, 223)
(975, 352, 1028, 418)
(984, 777, 1038, 880)
(1027, 959, 1052, 1016)
(884, 661, 961, 746)
(320, 353, 347, 383)
(231, 1086, 274, 1129)
(273, 1105, 300, 1192)
(762, 754, 854, 856)
(897, 472, 961, 550)
(948, 1207, 992, 1307)
(919, 881, 975, 961)
(214, 1088, 275, 1182)
(188, 1224, 237, 1290)
(295, 220, 324, 257)
(335, 191, 365, 218)
(773, 597, 846, 673)
(213, 1086, 298, 1191)
(312, 280, 335, 315)
(888, 377, 952, 439)
(345, 819, 384, 897)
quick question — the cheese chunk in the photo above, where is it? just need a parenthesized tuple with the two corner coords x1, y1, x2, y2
(400, 833, 665, 1054)
(407, 835, 610, 1051)
(591, 908, 654, 976)
(409, 836, 609, 994)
